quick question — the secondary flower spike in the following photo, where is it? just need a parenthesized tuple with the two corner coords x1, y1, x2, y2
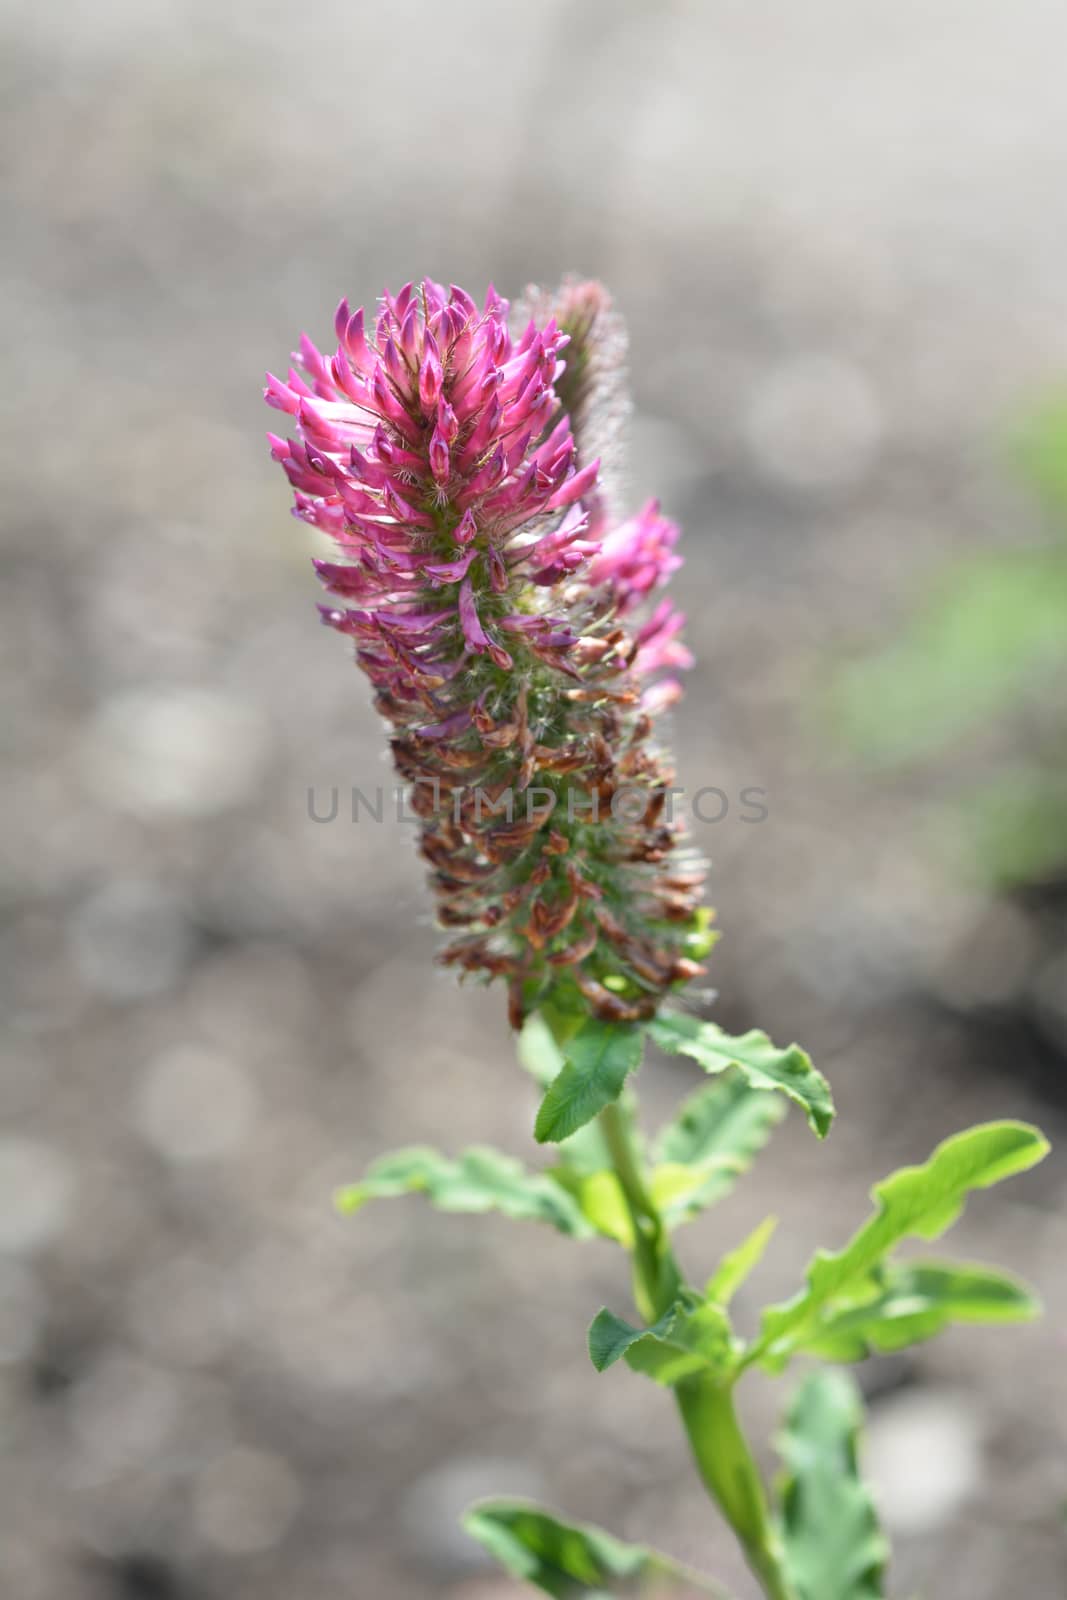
(265, 279, 709, 1025)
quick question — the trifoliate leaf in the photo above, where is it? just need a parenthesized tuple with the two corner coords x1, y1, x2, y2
(534, 1019, 645, 1144)
(650, 1073, 786, 1224)
(647, 1014, 834, 1138)
(778, 1370, 888, 1600)
(463, 1499, 728, 1597)
(748, 1120, 1049, 1371)
(335, 1144, 594, 1237)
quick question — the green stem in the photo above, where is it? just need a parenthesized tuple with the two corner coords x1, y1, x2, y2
(595, 1099, 797, 1600)
(597, 1099, 679, 1321)
(675, 1375, 796, 1600)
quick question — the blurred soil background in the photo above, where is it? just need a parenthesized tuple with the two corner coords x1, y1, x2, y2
(1, 1, 1066, 1596)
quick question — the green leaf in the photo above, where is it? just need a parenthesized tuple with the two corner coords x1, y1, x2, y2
(463, 1499, 726, 1597)
(588, 1298, 736, 1386)
(335, 1145, 594, 1238)
(797, 1258, 1041, 1364)
(705, 1217, 778, 1307)
(588, 1306, 676, 1372)
(748, 1120, 1049, 1371)
(535, 1019, 645, 1144)
(647, 1014, 834, 1139)
(521, 1013, 617, 1173)
(778, 1371, 888, 1600)
(655, 1073, 786, 1168)
(651, 1074, 786, 1223)
(520, 1013, 641, 1237)
(548, 1167, 634, 1246)
(647, 1162, 743, 1221)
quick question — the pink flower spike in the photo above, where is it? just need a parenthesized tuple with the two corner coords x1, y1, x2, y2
(265, 274, 707, 1027)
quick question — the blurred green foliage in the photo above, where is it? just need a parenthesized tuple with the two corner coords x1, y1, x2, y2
(831, 391, 1067, 888)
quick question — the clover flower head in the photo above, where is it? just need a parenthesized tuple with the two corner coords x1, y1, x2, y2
(265, 278, 708, 1027)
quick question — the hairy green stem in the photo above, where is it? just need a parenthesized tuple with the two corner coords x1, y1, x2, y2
(596, 1099, 797, 1600)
